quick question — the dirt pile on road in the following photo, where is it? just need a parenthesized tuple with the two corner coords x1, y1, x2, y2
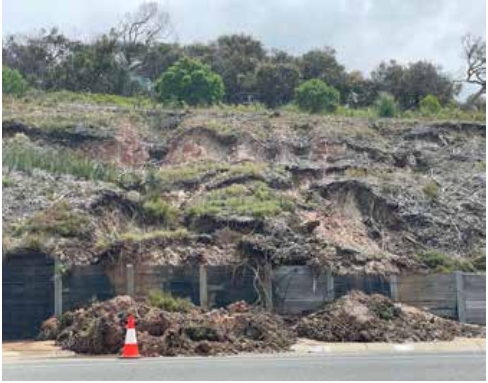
(295, 290, 486, 342)
(51, 296, 294, 356)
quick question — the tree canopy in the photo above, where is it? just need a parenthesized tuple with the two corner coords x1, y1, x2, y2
(155, 57, 225, 106)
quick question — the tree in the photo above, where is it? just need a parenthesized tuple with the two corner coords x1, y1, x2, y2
(255, 63, 301, 108)
(461, 34, 486, 105)
(372, 60, 457, 109)
(344, 70, 378, 107)
(116, 1, 173, 47)
(51, 35, 140, 95)
(295, 79, 340, 113)
(114, 1, 174, 72)
(2, 66, 27, 96)
(155, 57, 225, 106)
(2, 28, 75, 89)
(208, 34, 266, 103)
(299, 48, 347, 99)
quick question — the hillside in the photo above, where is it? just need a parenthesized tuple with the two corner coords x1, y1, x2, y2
(2, 93, 486, 275)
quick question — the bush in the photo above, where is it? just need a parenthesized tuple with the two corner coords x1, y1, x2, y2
(417, 251, 476, 273)
(295, 79, 340, 113)
(420, 94, 442, 114)
(146, 290, 195, 312)
(142, 197, 179, 226)
(375, 92, 398, 117)
(423, 180, 439, 200)
(155, 57, 225, 106)
(3, 67, 27, 97)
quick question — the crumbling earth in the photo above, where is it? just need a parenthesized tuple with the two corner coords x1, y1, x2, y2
(43, 296, 294, 356)
(295, 290, 486, 343)
(39, 292, 485, 356)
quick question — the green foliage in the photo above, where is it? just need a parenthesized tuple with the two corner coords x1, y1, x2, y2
(371, 60, 456, 110)
(2, 176, 14, 188)
(146, 289, 195, 312)
(2, 133, 121, 183)
(375, 92, 398, 117)
(370, 301, 398, 321)
(298, 48, 347, 98)
(187, 182, 294, 220)
(417, 251, 476, 273)
(157, 161, 229, 188)
(156, 57, 225, 106)
(255, 63, 301, 108)
(2, 66, 27, 96)
(40, 90, 152, 108)
(141, 197, 179, 226)
(423, 180, 439, 200)
(295, 79, 340, 113)
(472, 253, 486, 272)
(420, 94, 442, 114)
(14, 201, 91, 239)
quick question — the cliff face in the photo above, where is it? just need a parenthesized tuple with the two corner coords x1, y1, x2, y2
(3, 96, 486, 274)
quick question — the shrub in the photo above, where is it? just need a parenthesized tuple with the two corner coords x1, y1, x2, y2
(155, 57, 225, 106)
(295, 79, 340, 113)
(423, 180, 439, 200)
(146, 290, 195, 312)
(472, 253, 486, 271)
(417, 251, 476, 273)
(375, 92, 398, 117)
(2, 67, 27, 97)
(420, 94, 442, 114)
(141, 197, 179, 226)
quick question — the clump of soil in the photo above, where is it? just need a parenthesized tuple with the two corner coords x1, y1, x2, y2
(295, 290, 485, 342)
(49, 296, 294, 356)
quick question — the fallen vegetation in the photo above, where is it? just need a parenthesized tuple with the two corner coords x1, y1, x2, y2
(38, 291, 486, 356)
(295, 291, 485, 342)
(43, 295, 294, 356)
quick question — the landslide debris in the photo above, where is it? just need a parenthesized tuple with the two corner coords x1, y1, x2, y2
(295, 290, 486, 342)
(40, 292, 486, 356)
(49, 296, 295, 356)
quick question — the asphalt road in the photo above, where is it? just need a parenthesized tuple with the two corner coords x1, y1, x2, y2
(3, 352, 486, 381)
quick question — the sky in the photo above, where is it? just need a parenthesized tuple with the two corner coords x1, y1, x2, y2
(2, 0, 486, 81)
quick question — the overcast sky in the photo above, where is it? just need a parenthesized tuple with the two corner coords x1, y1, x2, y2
(3, 0, 486, 79)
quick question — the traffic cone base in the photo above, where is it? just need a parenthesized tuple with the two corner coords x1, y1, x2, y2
(120, 314, 141, 358)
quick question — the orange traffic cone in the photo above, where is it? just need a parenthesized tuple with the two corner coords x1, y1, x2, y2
(120, 314, 140, 358)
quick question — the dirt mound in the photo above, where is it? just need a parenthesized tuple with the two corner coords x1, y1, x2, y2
(295, 290, 485, 342)
(50, 296, 294, 356)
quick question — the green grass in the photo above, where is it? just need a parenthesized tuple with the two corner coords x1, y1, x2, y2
(417, 251, 476, 273)
(157, 161, 229, 187)
(29, 89, 153, 108)
(3, 133, 122, 183)
(280, 102, 485, 122)
(141, 197, 180, 226)
(13, 201, 91, 239)
(119, 229, 189, 243)
(187, 182, 294, 219)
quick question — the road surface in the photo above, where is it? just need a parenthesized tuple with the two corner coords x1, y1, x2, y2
(3, 352, 485, 381)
